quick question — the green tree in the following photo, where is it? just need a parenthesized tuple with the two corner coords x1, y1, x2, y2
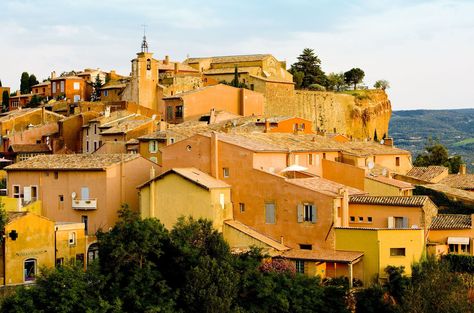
(97, 206, 176, 313)
(28, 74, 38, 91)
(28, 95, 43, 108)
(327, 72, 345, 91)
(374, 79, 390, 90)
(414, 139, 464, 173)
(292, 71, 304, 89)
(1, 90, 9, 112)
(20, 72, 30, 94)
(91, 74, 103, 101)
(344, 68, 365, 90)
(290, 48, 327, 89)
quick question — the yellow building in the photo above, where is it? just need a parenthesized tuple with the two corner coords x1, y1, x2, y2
(0, 212, 87, 286)
(428, 214, 474, 256)
(335, 227, 425, 285)
(138, 168, 233, 231)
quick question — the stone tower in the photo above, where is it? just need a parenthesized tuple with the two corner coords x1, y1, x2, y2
(129, 35, 159, 111)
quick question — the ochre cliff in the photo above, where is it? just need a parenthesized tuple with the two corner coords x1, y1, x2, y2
(263, 89, 391, 140)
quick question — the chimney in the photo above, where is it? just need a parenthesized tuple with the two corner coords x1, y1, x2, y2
(459, 164, 467, 175)
(383, 137, 394, 147)
(164, 55, 170, 65)
(339, 187, 349, 227)
(16, 90, 20, 96)
(210, 132, 219, 178)
(174, 62, 179, 74)
(51, 71, 56, 79)
(264, 119, 270, 133)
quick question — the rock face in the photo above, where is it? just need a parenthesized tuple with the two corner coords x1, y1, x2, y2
(264, 89, 391, 140)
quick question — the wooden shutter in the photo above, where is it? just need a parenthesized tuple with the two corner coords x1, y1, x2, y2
(311, 205, 317, 223)
(297, 204, 304, 223)
(402, 217, 409, 228)
(388, 216, 394, 228)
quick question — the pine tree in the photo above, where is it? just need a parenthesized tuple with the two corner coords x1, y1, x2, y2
(20, 72, 30, 94)
(290, 48, 327, 89)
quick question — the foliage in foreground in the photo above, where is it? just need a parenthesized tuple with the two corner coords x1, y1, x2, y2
(0, 207, 349, 313)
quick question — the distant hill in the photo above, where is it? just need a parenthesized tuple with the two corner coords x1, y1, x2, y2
(389, 108, 474, 172)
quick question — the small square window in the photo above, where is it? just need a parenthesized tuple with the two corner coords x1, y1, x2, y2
(296, 260, 305, 273)
(54, 171, 59, 179)
(239, 203, 245, 213)
(368, 217, 373, 223)
(59, 195, 64, 202)
(350, 216, 355, 222)
(223, 167, 230, 178)
(390, 248, 406, 256)
(358, 216, 364, 222)
(299, 244, 312, 250)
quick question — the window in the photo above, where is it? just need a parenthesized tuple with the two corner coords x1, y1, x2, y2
(299, 244, 312, 250)
(300, 123, 305, 130)
(295, 260, 305, 273)
(56, 258, 64, 267)
(150, 156, 158, 163)
(175, 105, 183, 118)
(323, 153, 326, 159)
(52, 82, 56, 93)
(358, 216, 364, 222)
(86, 141, 89, 152)
(103, 90, 108, 97)
(69, 232, 76, 246)
(146, 58, 151, 70)
(86, 128, 89, 136)
(396, 157, 400, 167)
(308, 154, 313, 165)
(265, 202, 276, 224)
(60, 81, 65, 93)
(94, 124, 97, 134)
(223, 167, 230, 178)
(167, 106, 173, 120)
(390, 248, 406, 256)
(54, 171, 59, 179)
(368, 216, 373, 223)
(12, 185, 20, 198)
(149, 140, 158, 153)
(239, 203, 245, 213)
(298, 203, 317, 223)
(94, 141, 98, 151)
(31, 186, 38, 202)
(169, 138, 175, 144)
(350, 216, 355, 222)
(388, 216, 408, 228)
(449, 244, 459, 253)
(24, 259, 37, 282)
(250, 84, 254, 90)
(73, 82, 80, 90)
(82, 215, 88, 235)
(59, 195, 64, 202)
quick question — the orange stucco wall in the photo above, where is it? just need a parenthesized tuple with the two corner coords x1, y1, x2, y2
(322, 159, 366, 190)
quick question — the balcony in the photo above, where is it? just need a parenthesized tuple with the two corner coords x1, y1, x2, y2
(72, 198, 97, 210)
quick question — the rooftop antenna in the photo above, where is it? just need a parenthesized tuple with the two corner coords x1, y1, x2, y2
(141, 24, 148, 53)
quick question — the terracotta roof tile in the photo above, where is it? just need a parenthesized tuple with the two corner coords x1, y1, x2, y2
(5, 154, 140, 171)
(9, 143, 51, 153)
(287, 177, 366, 198)
(349, 195, 429, 207)
(100, 118, 153, 135)
(430, 214, 472, 230)
(283, 249, 364, 263)
(224, 220, 289, 251)
(440, 174, 474, 190)
(366, 175, 414, 189)
(421, 183, 474, 203)
(406, 166, 448, 182)
(139, 168, 230, 190)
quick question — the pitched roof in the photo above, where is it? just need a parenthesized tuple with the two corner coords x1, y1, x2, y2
(349, 195, 429, 207)
(224, 220, 289, 251)
(283, 249, 364, 263)
(157, 60, 199, 72)
(286, 177, 366, 198)
(5, 154, 140, 171)
(89, 111, 136, 124)
(185, 54, 271, 64)
(9, 143, 51, 153)
(139, 168, 230, 190)
(100, 83, 126, 90)
(31, 82, 50, 88)
(50, 75, 83, 81)
(366, 175, 414, 189)
(440, 174, 474, 190)
(7, 211, 28, 223)
(430, 214, 472, 230)
(421, 183, 474, 204)
(406, 166, 448, 182)
(100, 118, 153, 135)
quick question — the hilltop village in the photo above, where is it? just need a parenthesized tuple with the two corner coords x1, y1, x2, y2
(0, 37, 472, 290)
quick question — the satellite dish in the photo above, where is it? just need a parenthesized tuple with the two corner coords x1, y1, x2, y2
(367, 161, 375, 170)
(71, 192, 77, 199)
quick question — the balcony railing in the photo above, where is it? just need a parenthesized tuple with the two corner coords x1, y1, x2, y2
(72, 198, 97, 210)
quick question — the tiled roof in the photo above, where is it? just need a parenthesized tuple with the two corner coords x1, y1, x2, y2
(7, 211, 28, 223)
(342, 141, 411, 156)
(224, 220, 289, 251)
(139, 167, 230, 190)
(9, 144, 51, 153)
(287, 177, 366, 198)
(50, 76, 83, 81)
(440, 174, 474, 190)
(89, 111, 136, 124)
(421, 183, 474, 203)
(157, 60, 199, 72)
(31, 82, 50, 87)
(203, 66, 260, 75)
(430, 214, 472, 230)
(100, 118, 153, 135)
(366, 175, 414, 189)
(349, 195, 429, 207)
(101, 83, 126, 90)
(283, 249, 364, 263)
(5, 154, 140, 171)
(185, 54, 271, 64)
(406, 166, 448, 182)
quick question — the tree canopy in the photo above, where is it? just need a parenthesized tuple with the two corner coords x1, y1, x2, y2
(20, 72, 39, 94)
(290, 48, 327, 89)
(344, 68, 365, 90)
(374, 79, 390, 90)
(414, 139, 464, 173)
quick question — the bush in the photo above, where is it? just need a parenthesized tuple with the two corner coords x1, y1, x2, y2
(308, 83, 326, 91)
(442, 254, 474, 273)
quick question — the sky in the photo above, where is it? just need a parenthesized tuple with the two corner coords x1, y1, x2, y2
(1, 0, 473, 110)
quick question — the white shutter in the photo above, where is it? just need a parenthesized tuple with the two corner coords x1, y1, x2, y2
(311, 205, 317, 223)
(297, 204, 304, 223)
(388, 216, 394, 229)
(23, 186, 31, 202)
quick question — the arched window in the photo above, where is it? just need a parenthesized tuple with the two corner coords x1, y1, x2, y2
(146, 59, 151, 71)
(24, 258, 37, 282)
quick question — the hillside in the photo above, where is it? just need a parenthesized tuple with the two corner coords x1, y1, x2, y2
(389, 108, 474, 171)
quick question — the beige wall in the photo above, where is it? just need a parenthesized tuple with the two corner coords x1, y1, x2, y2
(364, 178, 412, 196)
